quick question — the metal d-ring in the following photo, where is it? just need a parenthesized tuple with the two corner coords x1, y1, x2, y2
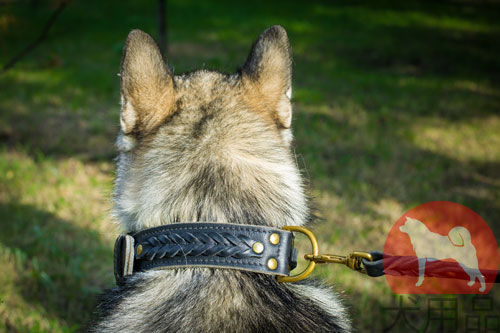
(277, 226, 319, 283)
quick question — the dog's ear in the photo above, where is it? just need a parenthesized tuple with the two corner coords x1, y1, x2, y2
(120, 30, 175, 135)
(241, 25, 292, 129)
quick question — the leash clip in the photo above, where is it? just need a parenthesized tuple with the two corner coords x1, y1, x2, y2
(278, 226, 374, 283)
(304, 252, 373, 274)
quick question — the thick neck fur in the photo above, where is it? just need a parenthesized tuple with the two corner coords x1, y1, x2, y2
(114, 71, 308, 233)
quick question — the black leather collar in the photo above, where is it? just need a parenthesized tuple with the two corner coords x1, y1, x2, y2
(114, 223, 298, 285)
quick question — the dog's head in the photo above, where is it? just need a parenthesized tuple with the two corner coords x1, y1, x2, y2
(399, 217, 428, 235)
(114, 27, 307, 232)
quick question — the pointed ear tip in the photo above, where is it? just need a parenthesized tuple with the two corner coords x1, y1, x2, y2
(125, 29, 155, 47)
(122, 29, 165, 66)
(126, 29, 142, 41)
(128, 29, 147, 38)
(263, 25, 289, 39)
(269, 25, 287, 33)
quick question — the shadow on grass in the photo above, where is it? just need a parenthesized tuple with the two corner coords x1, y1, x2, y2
(294, 110, 500, 231)
(0, 71, 120, 161)
(0, 202, 114, 330)
(294, 109, 500, 328)
(1, 0, 499, 161)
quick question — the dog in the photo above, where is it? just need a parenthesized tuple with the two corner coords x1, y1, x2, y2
(399, 217, 485, 292)
(91, 26, 351, 332)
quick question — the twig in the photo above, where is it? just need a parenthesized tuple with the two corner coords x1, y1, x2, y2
(0, 0, 69, 74)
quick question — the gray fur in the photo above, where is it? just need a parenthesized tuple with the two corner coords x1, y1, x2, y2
(92, 26, 351, 332)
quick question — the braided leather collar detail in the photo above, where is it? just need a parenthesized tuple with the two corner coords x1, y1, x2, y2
(114, 223, 297, 285)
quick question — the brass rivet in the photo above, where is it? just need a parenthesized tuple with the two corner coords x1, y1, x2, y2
(252, 242, 264, 254)
(136, 244, 143, 255)
(267, 258, 278, 270)
(269, 233, 280, 245)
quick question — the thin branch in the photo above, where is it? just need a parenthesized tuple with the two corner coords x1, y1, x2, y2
(1, 0, 70, 74)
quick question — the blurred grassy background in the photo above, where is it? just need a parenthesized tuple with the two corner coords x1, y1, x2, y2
(1, 0, 499, 331)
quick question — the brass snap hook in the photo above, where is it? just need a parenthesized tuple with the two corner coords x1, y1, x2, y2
(304, 251, 373, 274)
(278, 226, 374, 283)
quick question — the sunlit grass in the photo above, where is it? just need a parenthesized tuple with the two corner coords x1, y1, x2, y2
(411, 117, 500, 162)
(0, 149, 116, 331)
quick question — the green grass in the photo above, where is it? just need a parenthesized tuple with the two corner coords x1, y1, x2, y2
(1, 0, 499, 331)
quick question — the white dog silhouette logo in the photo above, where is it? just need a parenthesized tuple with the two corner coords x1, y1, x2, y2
(399, 217, 486, 292)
